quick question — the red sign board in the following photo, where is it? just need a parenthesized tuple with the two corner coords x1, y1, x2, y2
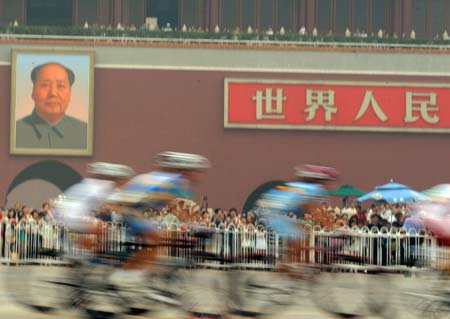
(224, 79, 450, 133)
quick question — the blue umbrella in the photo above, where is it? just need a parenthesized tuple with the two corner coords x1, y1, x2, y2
(357, 181, 427, 204)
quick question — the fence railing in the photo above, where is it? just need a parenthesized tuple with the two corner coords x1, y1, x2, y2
(1, 33, 450, 51)
(1, 221, 448, 269)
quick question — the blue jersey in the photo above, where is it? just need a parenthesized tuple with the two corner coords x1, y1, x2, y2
(255, 182, 327, 215)
(254, 182, 327, 235)
(110, 171, 192, 209)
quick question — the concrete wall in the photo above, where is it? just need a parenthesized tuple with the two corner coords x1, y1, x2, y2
(1, 43, 450, 76)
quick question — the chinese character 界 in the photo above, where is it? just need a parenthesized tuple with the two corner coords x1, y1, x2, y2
(305, 89, 337, 122)
(252, 88, 287, 120)
(354, 91, 388, 122)
(404, 92, 439, 124)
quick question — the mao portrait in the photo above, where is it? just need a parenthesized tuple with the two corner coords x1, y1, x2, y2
(10, 50, 94, 156)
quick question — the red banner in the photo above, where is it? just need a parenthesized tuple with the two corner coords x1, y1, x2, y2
(224, 79, 450, 133)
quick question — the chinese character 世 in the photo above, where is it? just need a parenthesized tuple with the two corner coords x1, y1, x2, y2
(354, 91, 388, 122)
(305, 89, 337, 122)
(252, 88, 287, 120)
(404, 92, 439, 124)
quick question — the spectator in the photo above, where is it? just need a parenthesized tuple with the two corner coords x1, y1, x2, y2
(246, 213, 254, 225)
(380, 218, 390, 229)
(346, 202, 357, 217)
(368, 214, 382, 229)
(334, 205, 341, 216)
(201, 211, 211, 225)
(348, 215, 358, 228)
(341, 213, 349, 226)
(6, 209, 17, 224)
(334, 218, 345, 228)
(229, 208, 239, 225)
(301, 212, 313, 226)
(367, 203, 376, 221)
(206, 208, 214, 220)
(30, 209, 39, 222)
(355, 206, 367, 227)
(381, 203, 394, 223)
(392, 212, 406, 229)
(14, 203, 22, 213)
(212, 211, 224, 227)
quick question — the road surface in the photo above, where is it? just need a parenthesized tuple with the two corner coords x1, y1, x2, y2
(0, 266, 445, 319)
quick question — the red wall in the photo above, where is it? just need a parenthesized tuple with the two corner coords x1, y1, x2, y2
(1, 65, 450, 209)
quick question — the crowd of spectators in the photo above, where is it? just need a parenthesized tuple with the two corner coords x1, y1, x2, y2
(297, 201, 415, 232)
(0, 199, 430, 267)
(0, 199, 418, 233)
(0, 202, 55, 226)
(0, 202, 58, 259)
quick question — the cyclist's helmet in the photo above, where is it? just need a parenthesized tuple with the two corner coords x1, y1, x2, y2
(154, 151, 210, 170)
(295, 164, 339, 181)
(87, 162, 135, 179)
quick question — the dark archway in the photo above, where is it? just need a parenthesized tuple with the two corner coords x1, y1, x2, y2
(7, 160, 82, 195)
(27, 0, 73, 26)
(242, 180, 286, 214)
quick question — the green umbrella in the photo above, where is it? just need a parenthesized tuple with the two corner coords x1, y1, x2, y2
(329, 185, 366, 197)
(329, 185, 366, 208)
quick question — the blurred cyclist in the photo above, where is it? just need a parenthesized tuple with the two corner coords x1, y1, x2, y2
(255, 164, 337, 234)
(56, 162, 135, 253)
(254, 164, 338, 266)
(410, 186, 450, 247)
(108, 151, 210, 279)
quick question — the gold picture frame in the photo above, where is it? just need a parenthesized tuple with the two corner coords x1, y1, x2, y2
(10, 49, 95, 156)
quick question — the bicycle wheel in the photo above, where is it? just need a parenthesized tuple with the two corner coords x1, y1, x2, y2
(310, 266, 370, 318)
(228, 268, 298, 317)
(179, 267, 229, 316)
(139, 258, 185, 310)
(6, 260, 80, 313)
(78, 263, 130, 319)
(364, 270, 395, 319)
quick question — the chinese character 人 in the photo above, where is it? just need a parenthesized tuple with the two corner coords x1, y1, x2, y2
(305, 89, 337, 122)
(354, 91, 388, 122)
(252, 88, 287, 120)
(404, 92, 439, 124)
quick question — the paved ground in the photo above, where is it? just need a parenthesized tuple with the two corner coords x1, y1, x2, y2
(0, 265, 446, 319)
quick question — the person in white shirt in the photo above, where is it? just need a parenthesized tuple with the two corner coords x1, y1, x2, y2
(348, 202, 357, 217)
(334, 206, 341, 216)
(366, 203, 377, 222)
(341, 206, 350, 216)
(381, 204, 394, 224)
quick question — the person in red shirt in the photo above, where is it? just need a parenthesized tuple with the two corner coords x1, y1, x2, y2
(355, 205, 368, 227)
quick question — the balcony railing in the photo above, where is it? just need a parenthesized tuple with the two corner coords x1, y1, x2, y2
(1, 26, 450, 51)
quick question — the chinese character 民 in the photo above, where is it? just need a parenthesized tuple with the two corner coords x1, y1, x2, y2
(252, 88, 287, 120)
(354, 91, 388, 122)
(404, 92, 439, 124)
(305, 89, 337, 122)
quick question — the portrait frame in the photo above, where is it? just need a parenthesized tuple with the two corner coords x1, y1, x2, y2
(10, 49, 95, 156)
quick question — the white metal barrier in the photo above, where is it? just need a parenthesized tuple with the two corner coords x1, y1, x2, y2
(0, 221, 445, 269)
